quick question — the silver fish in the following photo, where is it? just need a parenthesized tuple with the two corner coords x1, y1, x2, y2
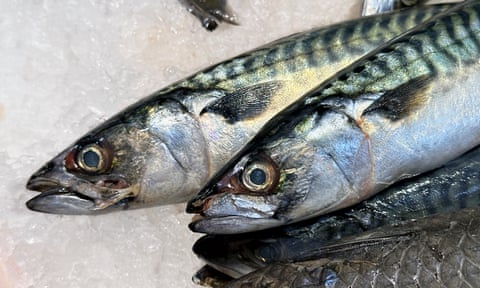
(25, 6, 446, 214)
(188, 0, 480, 233)
(225, 207, 480, 288)
(192, 145, 480, 279)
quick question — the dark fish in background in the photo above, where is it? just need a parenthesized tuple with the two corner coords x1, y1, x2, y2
(225, 207, 480, 287)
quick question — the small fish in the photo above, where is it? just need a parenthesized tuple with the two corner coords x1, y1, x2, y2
(178, 0, 238, 31)
(192, 145, 480, 279)
(188, 1, 480, 233)
(26, 5, 448, 214)
(225, 207, 480, 287)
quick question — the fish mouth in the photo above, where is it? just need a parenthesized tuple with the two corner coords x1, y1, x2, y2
(26, 176, 133, 215)
(26, 188, 98, 215)
(187, 189, 283, 234)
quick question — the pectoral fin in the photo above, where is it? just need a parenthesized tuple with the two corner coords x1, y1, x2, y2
(363, 75, 432, 121)
(201, 81, 284, 123)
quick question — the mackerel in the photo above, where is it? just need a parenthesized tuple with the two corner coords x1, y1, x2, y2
(193, 145, 480, 279)
(25, 6, 446, 213)
(188, 1, 480, 233)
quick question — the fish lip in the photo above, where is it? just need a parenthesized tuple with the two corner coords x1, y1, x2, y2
(26, 175, 133, 214)
(188, 215, 238, 234)
(26, 176, 62, 192)
(26, 188, 130, 215)
(26, 188, 98, 215)
(189, 214, 282, 234)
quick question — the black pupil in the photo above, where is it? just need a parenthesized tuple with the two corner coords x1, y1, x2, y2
(250, 168, 267, 186)
(83, 150, 100, 168)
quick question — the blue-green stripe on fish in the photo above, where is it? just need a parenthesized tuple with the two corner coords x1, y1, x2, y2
(192, 145, 480, 279)
(26, 5, 451, 214)
(188, 1, 480, 234)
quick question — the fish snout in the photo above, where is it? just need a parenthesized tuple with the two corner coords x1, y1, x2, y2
(186, 170, 239, 214)
(26, 161, 60, 192)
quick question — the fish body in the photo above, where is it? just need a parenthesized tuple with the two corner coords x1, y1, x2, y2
(192, 145, 480, 279)
(225, 207, 480, 288)
(188, 0, 480, 233)
(25, 6, 447, 214)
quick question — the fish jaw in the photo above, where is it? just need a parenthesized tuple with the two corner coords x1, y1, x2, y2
(26, 149, 139, 214)
(189, 192, 285, 234)
(190, 215, 284, 235)
(26, 189, 106, 215)
(26, 92, 214, 214)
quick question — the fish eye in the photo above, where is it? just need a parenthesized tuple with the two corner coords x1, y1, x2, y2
(241, 156, 279, 193)
(63, 140, 112, 174)
(76, 144, 109, 173)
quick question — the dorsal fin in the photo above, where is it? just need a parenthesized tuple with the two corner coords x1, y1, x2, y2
(201, 81, 284, 123)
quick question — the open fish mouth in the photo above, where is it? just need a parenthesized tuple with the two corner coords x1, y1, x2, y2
(189, 198, 284, 234)
(26, 177, 131, 215)
(187, 187, 286, 234)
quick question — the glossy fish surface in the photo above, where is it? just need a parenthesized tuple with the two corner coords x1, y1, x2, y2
(225, 207, 480, 288)
(25, 6, 446, 214)
(188, 1, 480, 233)
(193, 145, 480, 278)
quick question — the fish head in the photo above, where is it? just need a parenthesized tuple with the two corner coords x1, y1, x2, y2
(188, 109, 373, 233)
(26, 92, 211, 214)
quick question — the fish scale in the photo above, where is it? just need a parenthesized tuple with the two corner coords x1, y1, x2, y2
(191, 146, 480, 281)
(26, 4, 454, 213)
(225, 207, 480, 287)
(320, 2, 480, 98)
(188, 0, 480, 234)
(177, 6, 449, 92)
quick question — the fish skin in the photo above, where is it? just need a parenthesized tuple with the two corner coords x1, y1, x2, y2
(25, 6, 447, 214)
(224, 207, 480, 288)
(188, 0, 480, 233)
(192, 145, 480, 279)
